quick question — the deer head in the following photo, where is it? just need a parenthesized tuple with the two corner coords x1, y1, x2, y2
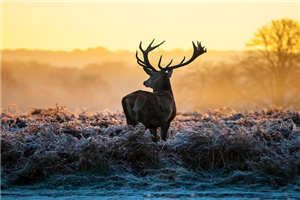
(136, 39, 207, 91)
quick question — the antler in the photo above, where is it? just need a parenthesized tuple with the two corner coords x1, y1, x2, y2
(159, 41, 206, 70)
(136, 39, 165, 74)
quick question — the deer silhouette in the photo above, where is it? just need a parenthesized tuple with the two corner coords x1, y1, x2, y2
(122, 40, 206, 141)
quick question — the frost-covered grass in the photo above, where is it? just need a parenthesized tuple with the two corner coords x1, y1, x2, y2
(1, 107, 300, 187)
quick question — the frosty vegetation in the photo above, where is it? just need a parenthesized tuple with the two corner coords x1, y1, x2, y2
(1, 107, 300, 187)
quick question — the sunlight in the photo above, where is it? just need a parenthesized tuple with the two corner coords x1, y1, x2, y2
(2, 1, 299, 50)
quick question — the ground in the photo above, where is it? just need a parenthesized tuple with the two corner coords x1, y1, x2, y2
(1, 107, 300, 189)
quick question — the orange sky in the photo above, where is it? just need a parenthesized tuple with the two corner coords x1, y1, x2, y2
(1, 0, 300, 51)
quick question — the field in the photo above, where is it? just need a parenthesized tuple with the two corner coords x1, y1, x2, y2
(2, 107, 300, 199)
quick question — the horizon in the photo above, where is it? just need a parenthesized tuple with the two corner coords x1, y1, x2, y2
(0, 45, 245, 52)
(2, 1, 300, 51)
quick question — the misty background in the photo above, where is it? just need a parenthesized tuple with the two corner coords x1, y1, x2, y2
(2, 36, 300, 112)
(2, 1, 300, 113)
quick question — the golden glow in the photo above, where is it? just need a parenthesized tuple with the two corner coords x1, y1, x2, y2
(2, 1, 300, 51)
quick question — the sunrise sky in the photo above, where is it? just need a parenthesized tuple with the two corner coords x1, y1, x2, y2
(1, 0, 300, 51)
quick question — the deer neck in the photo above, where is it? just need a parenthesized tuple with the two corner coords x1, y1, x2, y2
(153, 79, 176, 116)
(153, 79, 174, 97)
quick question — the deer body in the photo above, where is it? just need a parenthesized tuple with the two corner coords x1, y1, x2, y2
(122, 78, 176, 141)
(122, 40, 206, 141)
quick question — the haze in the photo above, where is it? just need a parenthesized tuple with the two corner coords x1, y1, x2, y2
(1, 1, 300, 112)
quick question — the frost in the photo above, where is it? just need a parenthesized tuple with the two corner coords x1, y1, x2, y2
(1, 107, 300, 186)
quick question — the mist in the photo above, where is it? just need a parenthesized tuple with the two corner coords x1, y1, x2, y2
(2, 47, 300, 113)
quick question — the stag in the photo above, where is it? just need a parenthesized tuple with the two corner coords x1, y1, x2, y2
(122, 40, 206, 141)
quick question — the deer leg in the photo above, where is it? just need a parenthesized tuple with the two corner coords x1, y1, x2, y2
(150, 128, 159, 142)
(122, 97, 137, 126)
(160, 123, 170, 141)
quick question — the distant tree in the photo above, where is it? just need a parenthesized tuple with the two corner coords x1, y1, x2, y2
(246, 18, 300, 107)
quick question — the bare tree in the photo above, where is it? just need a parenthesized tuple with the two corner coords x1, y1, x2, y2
(246, 18, 300, 107)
